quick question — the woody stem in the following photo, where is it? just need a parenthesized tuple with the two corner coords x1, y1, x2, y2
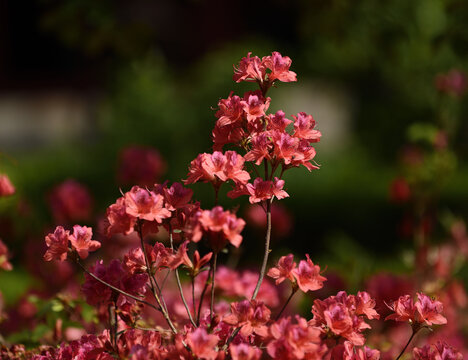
(137, 220, 178, 334)
(210, 252, 218, 322)
(169, 228, 196, 327)
(76, 260, 160, 312)
(251, 198, 272, 300)
(197, 268, 210, 325)
(395, 326, 420, 360)
(275, 286, 298, 321)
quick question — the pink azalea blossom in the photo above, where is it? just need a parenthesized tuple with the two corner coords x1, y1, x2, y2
(185, 328, 219, 360)
(233, 53, 266, 83)
(185, 151, 250, 185)
(212, 122, 245, 151)
(82, 260, 148, 306)
(216, 93, 244, 127)
(386, 293, 446, 327)
(267, 316, 326, 360)
(267, 110, 293, 132)
(44, 226, 71, 262)
(414, 293, 447, 326)
(230, 343, 262, 360)
(292, 112, 321, 142)
(69, 225, 100, 259)
(191, 206, 245, 251)
(241, 90, 270, 123)
(263, 51, 297, 83)
(163, 182, 193, 211)
(413, 342, 463, 360)
(48, 179, 93, 223)
(104, 197, 137, 237)
(292, 254, 326, 293)
(223, 300, 271, 337)
(267, 254, 296, 285)
(118, 146, 166, 187)
(244, 132, 272, 165)
(311, 291, 378, 346)
(0, 174, 15, 197)
(245, 177, 289, 204)
(124, 186, 171, 222)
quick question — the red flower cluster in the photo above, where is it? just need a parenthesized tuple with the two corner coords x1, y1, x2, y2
(233, 51, 297, 84)
(185, 151, 250, 186)
(33, 52, 463, 360)
(48, 179, 93, 223)
(118, 145, 166, 187)
(413, 341, 463, 360)
(82, 259, 148, 306)
(190, 206, 245, 251)
(311, 291, 379, 346)
(0, 174, 15, 197)
(386, 293, 447, 326)
(104, 182, 194, 237)
(44, 225, 100, 261)
(268, 254, 327, 293)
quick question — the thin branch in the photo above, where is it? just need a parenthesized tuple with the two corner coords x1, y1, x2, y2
(395, 326, 420, 360)
(76, 260, 160, 312)
(251, 198, 273, 300)
(169, 228, 196, 327)
(210, 253, 218, 322)
(136, 221, 178, 334)
(197, 267, 211, 325)
(275, 286, 297, 321)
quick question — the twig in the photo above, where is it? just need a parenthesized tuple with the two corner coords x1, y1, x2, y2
(210, 253, 218, 322)
(275, 286, 297, 321)
(169, 228, 197, 327)
(76, 260, 160, 312)
(251, 198, 272, 300)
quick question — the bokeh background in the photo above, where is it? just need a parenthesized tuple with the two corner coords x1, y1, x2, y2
(1, 0, 468, 314)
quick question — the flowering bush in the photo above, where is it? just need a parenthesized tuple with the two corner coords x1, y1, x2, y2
(0, 53, 466, 359)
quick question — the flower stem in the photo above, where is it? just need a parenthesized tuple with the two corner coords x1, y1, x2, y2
(395, 327, 420, 360)
(76, 260, 160, 312)
(251, 198, 272, 300)
(210, 252, 218, 322)
(275, 286, 298, 320)
(137, 220, 178, 334)
(192, 276, 196, 315)
(169, 228, 196, 327)
(197, 269, 210, 325)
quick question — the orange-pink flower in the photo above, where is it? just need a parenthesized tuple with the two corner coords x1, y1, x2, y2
(69, 225, 101, 260)
(414, 293, 447, 326)
(233, 53, 266, 83)
(292, 112, 321, 142)
(267, 316, 325, 360)
(267, 254, 296, 285)
(185, 151, 250, 186)
(223, 299, 271, 338)
(292, 255, 326, 293)
(245, 177, 289, 204)
(44, 226, 70, 262)
(191, 206, 245, 251)
(263, 52, 297, 83)
(385, 293, 447, 326)
(185, 328, 220, 360)
(104, 197, 137, 237)
(124, 186, 171, 223)
(229, 343, 262, 360)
